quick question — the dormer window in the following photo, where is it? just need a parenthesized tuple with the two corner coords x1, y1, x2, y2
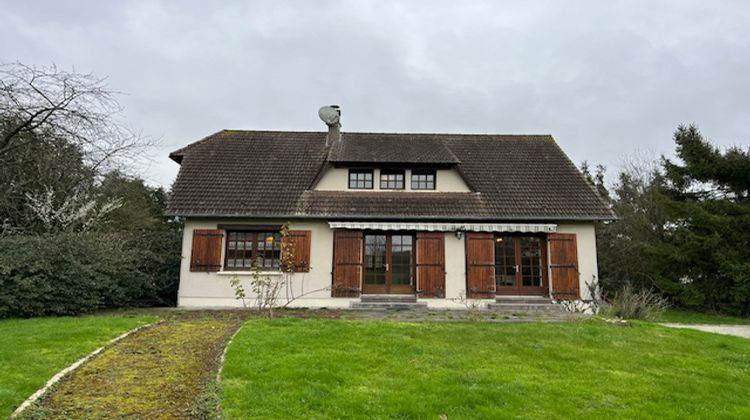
(411, 169, 436, 190)
(349, 169, 373, 189)
(380, 169, 405, 189)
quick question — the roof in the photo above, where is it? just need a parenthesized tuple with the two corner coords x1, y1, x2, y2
(298, 191, 488, 218)
(167, 130, 614, 221)
(328, 133, 459, 164)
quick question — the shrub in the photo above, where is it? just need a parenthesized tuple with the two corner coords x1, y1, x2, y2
(0, 230, 180, 318)
(602, 283, 670, 320)
(118, 230, 182, 307)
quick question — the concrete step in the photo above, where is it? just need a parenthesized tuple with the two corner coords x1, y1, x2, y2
(487, 302, 562, 312)
(350, 302, 428, 310)
(495, 295, 553, 305)
(360, 294, 417, 303)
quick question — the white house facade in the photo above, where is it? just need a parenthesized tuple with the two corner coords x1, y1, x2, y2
(167, 107, 613, 309)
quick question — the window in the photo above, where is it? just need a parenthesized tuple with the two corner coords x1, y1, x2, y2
(411, 169, 436, 190)
(380, 169, 405, 189)
(349, 169, 373, 189)
(225, 231, 281, 270)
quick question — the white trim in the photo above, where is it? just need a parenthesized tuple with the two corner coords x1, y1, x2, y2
(327, 221, 557, 233)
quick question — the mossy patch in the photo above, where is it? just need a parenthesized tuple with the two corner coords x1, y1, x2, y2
(25, 313, 243, 419)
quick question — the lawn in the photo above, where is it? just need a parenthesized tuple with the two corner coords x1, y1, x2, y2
(221, 318, 750, 419)
(0, 314, 157, 417)
(655, 308, 750, 325)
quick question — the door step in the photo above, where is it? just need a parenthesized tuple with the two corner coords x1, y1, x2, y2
(360, 294, 417, 303)
(488, 296, 561, 312)
(350, 302, 428, 310)
(494, 295, 553, 304)
(352, 295, 425, 310)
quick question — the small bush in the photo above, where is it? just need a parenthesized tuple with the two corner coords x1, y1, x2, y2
(602, 283, 669, 320)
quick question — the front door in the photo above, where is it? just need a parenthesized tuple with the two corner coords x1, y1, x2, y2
(494, 235, 548, 295)
(363, 233, 415, 294)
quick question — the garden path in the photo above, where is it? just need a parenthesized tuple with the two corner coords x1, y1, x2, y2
(22, 312, 244, 419)
(661, 323, 750, 339)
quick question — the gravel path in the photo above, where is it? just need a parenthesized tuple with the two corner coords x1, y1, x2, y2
(661, 323, 750, 339)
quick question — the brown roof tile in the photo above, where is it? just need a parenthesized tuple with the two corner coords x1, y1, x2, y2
(167, 130, 613, 221)
(328, 133, 459, 164)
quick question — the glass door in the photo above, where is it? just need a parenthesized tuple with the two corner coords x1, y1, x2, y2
(494, 235, 548, 295)
(363, 234, 387, 294)
(363, 233, 415, 294)
(389, 234, 415, 294)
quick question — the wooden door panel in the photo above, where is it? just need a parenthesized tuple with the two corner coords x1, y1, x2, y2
(466, 232, 495, 298)
(333, 230, 363, 297)
(549, 233, 580, 299)
(416, 232, 445, 298)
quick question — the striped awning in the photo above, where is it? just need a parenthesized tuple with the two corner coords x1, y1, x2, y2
(327, 221, 557, 233)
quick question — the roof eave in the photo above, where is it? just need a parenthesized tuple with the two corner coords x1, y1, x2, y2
(164, 210, 616, 222)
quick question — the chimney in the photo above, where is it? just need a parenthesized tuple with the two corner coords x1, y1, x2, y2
(318, 105, 341, 146)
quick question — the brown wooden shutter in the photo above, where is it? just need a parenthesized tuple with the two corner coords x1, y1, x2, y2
(466, 232, 496, 298)
(416, 232, 446, 298)
(190, 229, 224, 272)
(549, 233, 580, 299)
(332, 230, 363, 297)
(283, 230, 312, 272)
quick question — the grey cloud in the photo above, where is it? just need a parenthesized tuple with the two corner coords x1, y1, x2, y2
(2, 0, 749, 187)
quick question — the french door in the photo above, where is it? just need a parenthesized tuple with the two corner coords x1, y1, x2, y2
(494, 235, 548, 295)
(363, 233, 415, 294)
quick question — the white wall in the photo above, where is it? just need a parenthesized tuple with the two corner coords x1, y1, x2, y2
(177, 218, 599, 309)
(178, 218, 355, 309)
(314, 167, 471, 192)
(443, 233, 466, 300)
(554, 223, 599, 300)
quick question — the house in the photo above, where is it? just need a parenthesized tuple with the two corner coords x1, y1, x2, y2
(166, 106, 613, 309)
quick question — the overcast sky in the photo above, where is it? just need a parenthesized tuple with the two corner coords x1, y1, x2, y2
(2, 1, 749, 187)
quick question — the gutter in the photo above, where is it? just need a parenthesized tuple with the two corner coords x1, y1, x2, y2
(164, 212, 616, 222)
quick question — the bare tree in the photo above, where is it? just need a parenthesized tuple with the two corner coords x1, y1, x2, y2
(0, 62, 155, 172)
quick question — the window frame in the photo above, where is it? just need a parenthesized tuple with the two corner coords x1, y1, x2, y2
(224, 230, 282, 271)
(411, 169, 436, 190)
(379, 169, 405, 190)
(348, 169, 374, 190)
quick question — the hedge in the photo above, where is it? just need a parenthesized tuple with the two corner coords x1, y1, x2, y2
(0, 230, 181, 318)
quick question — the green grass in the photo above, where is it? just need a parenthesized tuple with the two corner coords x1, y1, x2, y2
(655, 309, 750, 325)
(0, 314, 157, 417)
(221, 318, 750, 419)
